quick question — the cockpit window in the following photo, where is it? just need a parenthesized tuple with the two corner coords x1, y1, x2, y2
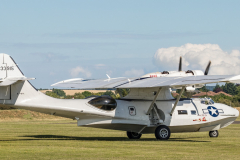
(210, 99, 214, 104)
(200, 98, 214, 105)
(88, 96, 117, 111)
(191, 110, 196, 115)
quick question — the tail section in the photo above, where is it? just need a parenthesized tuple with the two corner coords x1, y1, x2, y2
(0, 53, 81, 119)
(0, 54, 35, 86)
(0, 53, 36, 103)
(0, 53, 24, 78)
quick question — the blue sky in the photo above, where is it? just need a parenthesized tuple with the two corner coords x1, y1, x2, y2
(1, 0, 240, 88)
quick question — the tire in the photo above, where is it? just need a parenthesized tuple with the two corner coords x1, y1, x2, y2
(155, 125, 171, 140)
(209, 130, 219, 137)
(127, 131, 142, 139)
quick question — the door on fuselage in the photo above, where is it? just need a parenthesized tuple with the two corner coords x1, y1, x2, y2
(0, 86, 11, 100)
(173, 100, 191, 125)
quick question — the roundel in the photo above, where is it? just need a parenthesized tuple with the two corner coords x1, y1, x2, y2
(207, 106, 219, 117)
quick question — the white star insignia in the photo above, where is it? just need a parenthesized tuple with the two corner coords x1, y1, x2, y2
(209, 107, 217, 115)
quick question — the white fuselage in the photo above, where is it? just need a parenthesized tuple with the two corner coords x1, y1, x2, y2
(1, 81, 239, 134)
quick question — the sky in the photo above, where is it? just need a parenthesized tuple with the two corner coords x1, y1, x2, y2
(1, 0, 240, 88)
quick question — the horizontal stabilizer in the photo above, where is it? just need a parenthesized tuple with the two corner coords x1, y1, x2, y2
(0, 76, 35, 86)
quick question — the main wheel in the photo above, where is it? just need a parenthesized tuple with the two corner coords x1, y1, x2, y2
(127, 131, 142, 139)
(155, 125, 171, 140)
(209, 130, 219, 137)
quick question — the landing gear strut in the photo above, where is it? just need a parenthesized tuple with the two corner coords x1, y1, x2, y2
(127, 131, 142, 139)
(209, 130, 219, 137)
(155, 125, 171, 140)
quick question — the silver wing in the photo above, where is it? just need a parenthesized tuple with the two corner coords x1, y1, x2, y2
(51, 75, 240, 89)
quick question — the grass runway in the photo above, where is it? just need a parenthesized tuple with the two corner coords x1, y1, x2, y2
(0, 119, 240, 160)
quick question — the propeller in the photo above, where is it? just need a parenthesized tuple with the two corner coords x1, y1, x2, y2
(204, 61, 211, 75)
(178, 56, 182, 72)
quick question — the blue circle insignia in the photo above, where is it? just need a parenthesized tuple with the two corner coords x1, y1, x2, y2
(207, 106, 219, 117)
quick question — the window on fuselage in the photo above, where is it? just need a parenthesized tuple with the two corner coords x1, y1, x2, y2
(191, 110, 196, 115)
(178, 110, 188, 115)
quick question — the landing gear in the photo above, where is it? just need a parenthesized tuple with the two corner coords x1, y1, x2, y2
(155, 125, 171, 140)
(127, 131, 142, 139)
(209, 130, 219, 137)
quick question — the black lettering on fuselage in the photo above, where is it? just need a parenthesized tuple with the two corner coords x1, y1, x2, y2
(0, 66, 14, 71)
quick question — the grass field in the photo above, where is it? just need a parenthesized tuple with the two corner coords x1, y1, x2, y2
(0, 118, 240, 160)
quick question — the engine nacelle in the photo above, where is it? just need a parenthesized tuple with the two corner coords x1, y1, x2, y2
(142, 70, 204, 78)
(191, 70, 204, 76)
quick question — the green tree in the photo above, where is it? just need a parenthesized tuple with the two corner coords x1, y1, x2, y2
(236, 85, 240, 95)
(199, 86, 209, 92)
(45, 91, 60, 98)
(74, 93, 85, 99)
(65, 95, 75, 99)
(222, 83, 237, 95)
(116, 89, 130, 97)
(213, 84, 222, 93)
(52, 89, 66, 97)
(82, 91, 92, 97)
(102, 91, 117, 99)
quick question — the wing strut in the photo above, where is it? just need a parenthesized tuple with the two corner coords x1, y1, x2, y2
(170, 86, 186, 116)
(146, 87, 162, 115)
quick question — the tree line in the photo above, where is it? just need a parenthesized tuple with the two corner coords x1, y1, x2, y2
(45, 89, 130, 99)
(199, 83, 240, 96)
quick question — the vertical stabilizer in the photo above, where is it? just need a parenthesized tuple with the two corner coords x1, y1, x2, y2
(0, 53, 37, 103)
(0, 53, 24, 79)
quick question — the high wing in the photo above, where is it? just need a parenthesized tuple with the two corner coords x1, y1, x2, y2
(51, 75, 240, 89)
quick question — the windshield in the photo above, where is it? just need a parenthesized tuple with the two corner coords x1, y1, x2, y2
(200, 97, 214, 105)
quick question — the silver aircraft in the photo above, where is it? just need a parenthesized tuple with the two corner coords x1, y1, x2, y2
(0, 54, 239, 140)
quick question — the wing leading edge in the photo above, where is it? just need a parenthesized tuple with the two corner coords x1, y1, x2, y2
(51, 75, 240, 89)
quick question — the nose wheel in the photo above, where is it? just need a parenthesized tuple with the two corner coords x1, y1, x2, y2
(127, 131, 142, 139)
(155, 125, 171, 140)
(209, 130, 219, 137)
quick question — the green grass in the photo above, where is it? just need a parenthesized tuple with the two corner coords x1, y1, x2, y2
(0, 120, 240, 160)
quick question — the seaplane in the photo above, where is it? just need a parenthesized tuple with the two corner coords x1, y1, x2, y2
(0, 54, 239, 140)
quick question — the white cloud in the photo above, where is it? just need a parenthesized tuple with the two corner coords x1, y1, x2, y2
(31, 52, 69, 62)
(124, 69, 144, 77)
(70, 66, 91, 78)
(95, 64, 106, 69)
(153, 43, 240, 75)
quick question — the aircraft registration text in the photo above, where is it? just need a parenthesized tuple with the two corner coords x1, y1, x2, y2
(0, 66, 14, 71)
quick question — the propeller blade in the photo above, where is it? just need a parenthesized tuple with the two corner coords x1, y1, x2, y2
(204, 61, 211, 75)
(178, 56, 182, 72)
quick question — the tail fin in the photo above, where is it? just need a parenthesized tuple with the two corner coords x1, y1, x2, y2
(0, 53, 24, 78)
(0, 53, 36, 102)
(0, 54, 34, 86)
